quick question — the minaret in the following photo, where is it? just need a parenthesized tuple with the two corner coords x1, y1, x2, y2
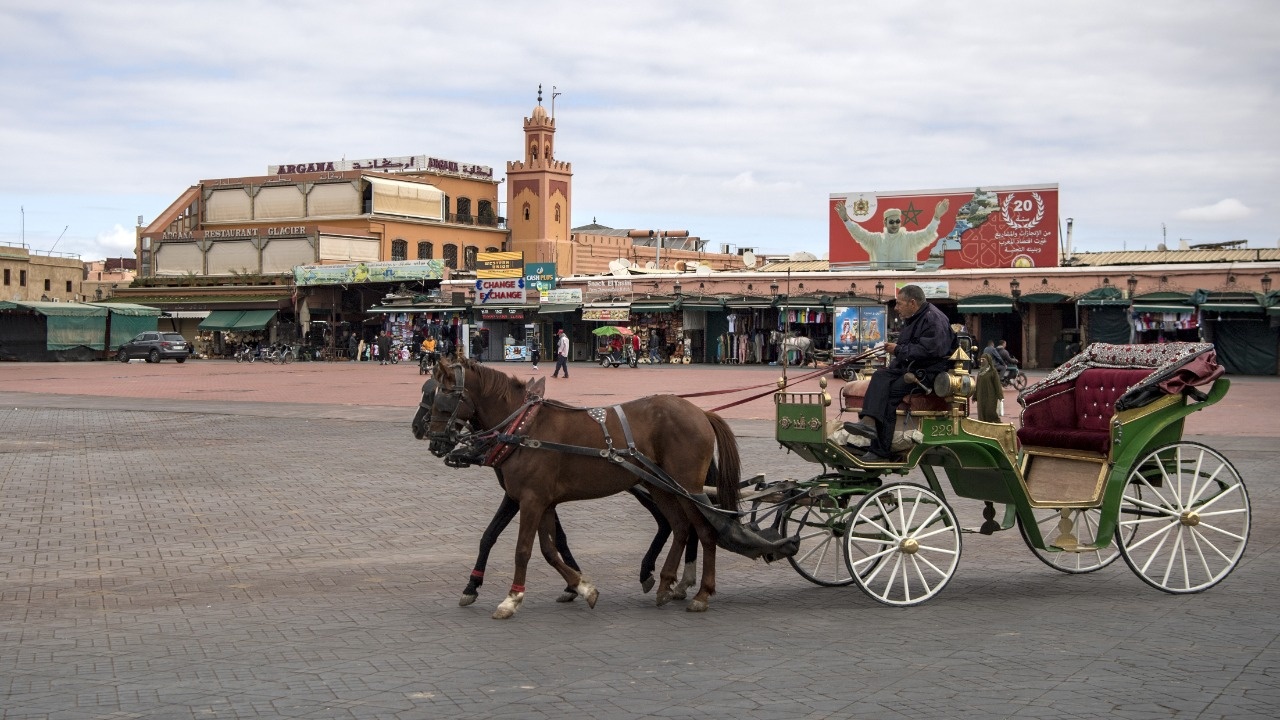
(506, 85, 574, 268)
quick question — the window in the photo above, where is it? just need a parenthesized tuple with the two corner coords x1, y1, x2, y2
(555, 204, 561, 222)
(523, 203, 531, 221)
(3, 268, 9, 285)
(66, 280, 73, 292)
(442, 244, 458, 269)
(456, 197, 471, 223)
(485, 246, 500, 253)
(464, 246, 478, 270)
(44, 279, 51, 291)
(478, 200, 494, 226)
(19, 270, 26, 287)
(417, 241, 433, 259)
(530, 143, 538, 160)
(391, 239, 408, 261)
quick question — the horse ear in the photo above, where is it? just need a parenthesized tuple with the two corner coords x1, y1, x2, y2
(528, 376, 546, 399)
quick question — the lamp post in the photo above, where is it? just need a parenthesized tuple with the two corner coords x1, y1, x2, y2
(1127, 275, 1138, 298)
(1010, 278, 1021, 299)
(849, 281, 857, 297)
(769, 281, 779, 297)
(1264, 274, 1273, 293)
(673, 280, 682, 298)
(875, 281, 884, 301)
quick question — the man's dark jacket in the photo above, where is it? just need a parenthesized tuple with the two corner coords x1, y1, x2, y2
(891, 301, 954, 382)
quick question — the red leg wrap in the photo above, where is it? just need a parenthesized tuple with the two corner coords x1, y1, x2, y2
(510, 584, 525, 594)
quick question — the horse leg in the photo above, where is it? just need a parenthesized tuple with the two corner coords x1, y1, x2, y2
(538, 511, 598, 609)
(627, 487, 671, 593)
(549, 510, 583, 603)
(650, 498, 691, 607)
(670, 530, 700, 600)
(461, 494, 519, 607)
(684, 509, 719, 613)
(492, 501, 544, 620)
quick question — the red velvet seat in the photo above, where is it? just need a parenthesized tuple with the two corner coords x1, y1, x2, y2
(842, 379, 950, 414)
(1016, 368, 1152, 453)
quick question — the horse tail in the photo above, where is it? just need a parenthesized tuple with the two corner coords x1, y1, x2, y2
(705, 411, 741, 512)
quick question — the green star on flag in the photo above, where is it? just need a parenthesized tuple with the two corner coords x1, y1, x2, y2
(902, 202, 924, 227)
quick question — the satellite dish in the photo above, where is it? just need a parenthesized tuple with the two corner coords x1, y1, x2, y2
(695, 264, 713, 276)
(789, 251, 818, 261)
(644, 261, 656, 269)
(608, 258, 631, 277)
(674, 260, 687, 272)
(742, 250, 756, 268)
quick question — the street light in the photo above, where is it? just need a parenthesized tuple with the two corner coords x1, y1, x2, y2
(848, 281, 857, 297)
(769, 281, 779, 296)
(875, 281, 884, 300)
(1264, 274, 1273, 293)
(1127, 275, 1138, 297)
(673, 280, 682, 297)
(1010, 278, 1021, 299)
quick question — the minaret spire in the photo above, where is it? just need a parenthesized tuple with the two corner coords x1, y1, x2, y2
(537, 84, 542, 106)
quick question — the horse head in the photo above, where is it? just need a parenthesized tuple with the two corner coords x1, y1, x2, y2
(423, 355, 477, 457)
(411, 377, 439, 440)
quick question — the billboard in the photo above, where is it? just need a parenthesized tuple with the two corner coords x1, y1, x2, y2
(833, 305, 887, 356)
(829, 184, 1059, 270)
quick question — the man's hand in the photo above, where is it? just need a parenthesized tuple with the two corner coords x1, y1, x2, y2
(885, 342, 897, 355)
(834, 200, 849, 222)
(934, 198, 950, 219)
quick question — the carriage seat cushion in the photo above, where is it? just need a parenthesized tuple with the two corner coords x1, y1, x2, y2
(841, 378, 950, 414)
(1017, 368, 1152, 453)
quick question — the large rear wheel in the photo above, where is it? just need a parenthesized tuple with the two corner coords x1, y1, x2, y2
(1118, 442, 1249, 594)
(844, 483, 961, 606)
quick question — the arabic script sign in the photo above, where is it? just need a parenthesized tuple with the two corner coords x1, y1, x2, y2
(293, 260, 445, 287)
(269, 154, 494, 181)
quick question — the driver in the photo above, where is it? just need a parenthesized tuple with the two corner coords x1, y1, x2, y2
(844, 284, 955, 463)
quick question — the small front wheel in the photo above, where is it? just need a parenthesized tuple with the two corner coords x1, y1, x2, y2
(1018, 507, 1121, 574)
(844, 483, 961, 606)
(1118, 442, 1249, 594)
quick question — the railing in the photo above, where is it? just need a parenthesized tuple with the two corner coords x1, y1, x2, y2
(444, 213, 506, 229)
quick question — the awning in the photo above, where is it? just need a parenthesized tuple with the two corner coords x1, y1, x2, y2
(1017, 292, 1070, 304)
(1132, 303, 1195, 314)
(88, 302, 162, 317)
(162, 310, 212, 319)
(1198, 302, 1262, 314)
(536, 304, 581, 314)
(629, 302, 675, 313)
(366, 305, 466, 314)
(680, 299, 726, 310)
(231, 309, 278, 330)
(957, 295, 1015, 314)
(198, 310, 245, 331)
(1077, 286, 1129, 307)
(724, 298, 776, 309)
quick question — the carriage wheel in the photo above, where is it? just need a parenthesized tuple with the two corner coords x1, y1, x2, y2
(844, 483, 961, 606)
(1118, 442, 1249, 594)
(1018, 507, 1123, 574)
(782, 496, 856, 587)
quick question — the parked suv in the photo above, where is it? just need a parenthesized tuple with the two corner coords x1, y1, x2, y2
(117, 332, 191, 363)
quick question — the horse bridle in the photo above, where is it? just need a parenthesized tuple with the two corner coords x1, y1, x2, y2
(425, 363, 473, 457)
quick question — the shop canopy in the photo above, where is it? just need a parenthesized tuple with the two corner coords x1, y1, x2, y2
(628, 301, 676, 313)
(0, 300, 109, 350)
(1016, 292, 1070, 304)
(536, 303, 581, 314)
(1076, 286, 1130, 307)
(1130, 292, 1195, 314)
(956, 294, 1016, 314)
(231, 310, 277, 330)
(1191, 289, 1265, 315)
(89, 302, 163, 348)
(198, 310, 246, 331)
(365, 305, 467, 314)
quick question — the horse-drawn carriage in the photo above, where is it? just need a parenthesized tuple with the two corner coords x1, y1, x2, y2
(414, 339, 1249, 616)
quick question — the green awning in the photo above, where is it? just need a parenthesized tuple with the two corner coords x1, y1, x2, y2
(1077, 286, 1129, 306)
(1017, 292, 1070, 304)
(1268, 306, 1280, 317)
(629, 302, 675, 313)
(1198, 302, 1262, 314)
(681, 300, 726, 310)
(366, 305, 466, 314)
(231, 309, 278, 330)
(724, 298, 776, 309)
(1132, 303, 1195, 314)
(88, 302, 163, 317)
(1078, 298, 1131, 307)
(198, 310, 245, 331)
(957, 295, 1015, 314)
(537, 304, 582, 314)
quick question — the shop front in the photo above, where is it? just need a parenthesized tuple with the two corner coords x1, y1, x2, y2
(629, 298, 680, 364)
(1194, 291, 1275, 375)
(580, 303, 632, 362)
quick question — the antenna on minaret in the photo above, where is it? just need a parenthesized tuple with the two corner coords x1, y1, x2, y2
(537, 84, 542, 106)
(551, 85, 562, 118)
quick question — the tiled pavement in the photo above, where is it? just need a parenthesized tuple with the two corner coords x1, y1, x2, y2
(0, 360, 1277, 719)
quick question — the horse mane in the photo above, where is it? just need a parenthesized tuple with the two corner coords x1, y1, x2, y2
(459, 356, 526, 407)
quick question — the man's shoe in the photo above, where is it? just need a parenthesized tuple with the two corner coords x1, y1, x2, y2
(843, 421, 877, 441)
(858, 450, 892, 464)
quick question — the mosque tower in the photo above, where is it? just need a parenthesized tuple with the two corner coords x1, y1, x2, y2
(506, 85, 574, 267)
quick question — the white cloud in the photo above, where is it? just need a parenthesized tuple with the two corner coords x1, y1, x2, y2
(96, 225, 136, 253)
(1174, 199, 1253, 222)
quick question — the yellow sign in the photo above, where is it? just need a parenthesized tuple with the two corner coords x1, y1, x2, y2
(476, 251, 524, 279)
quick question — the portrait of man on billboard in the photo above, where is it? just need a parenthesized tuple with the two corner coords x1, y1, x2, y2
(835, 198, 950, 268)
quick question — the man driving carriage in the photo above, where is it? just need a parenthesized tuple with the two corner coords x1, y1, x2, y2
(843, 284, 955, 463)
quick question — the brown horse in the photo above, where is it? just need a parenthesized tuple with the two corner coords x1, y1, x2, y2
(424, 354, 741, 619)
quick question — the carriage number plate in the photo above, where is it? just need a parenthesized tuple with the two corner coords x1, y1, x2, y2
(929, 422, 955, 437)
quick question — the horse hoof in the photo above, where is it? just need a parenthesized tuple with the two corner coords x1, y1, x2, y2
(556, 591, 577, 603)
(656, 590, 672, 607)
(670, 586, 688, 601)
(492, 592, 523, 619)
(492, 606, 515, 619)
(584, 587, 599, 609)
(640, 575, 655, 594)
(686, 599, 708, 613)
(459, 592, 478, 607)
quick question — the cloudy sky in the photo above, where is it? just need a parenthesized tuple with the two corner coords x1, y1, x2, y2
(1, 1, 1276, 262)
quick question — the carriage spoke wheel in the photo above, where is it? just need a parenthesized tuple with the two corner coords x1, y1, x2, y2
(1118, 442, 1249, 594)
(783, 496, 856, 587)
(1018, 507, 1122, 574)
(844, 483, 961, 606)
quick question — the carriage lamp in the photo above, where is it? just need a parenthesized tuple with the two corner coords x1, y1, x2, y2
(875, 281, 884, 300)
(1264, 274, 1273, 293)
(1010, 278, 1021, 299)
(1127, 275, 1138, 297)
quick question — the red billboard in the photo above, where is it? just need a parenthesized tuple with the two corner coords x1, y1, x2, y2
(828, 184, 1059, 269)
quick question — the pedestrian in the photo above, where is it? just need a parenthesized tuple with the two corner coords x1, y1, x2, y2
(552, 328, 570, 378)
(530, 335, 541, 370)
(346, 332, 357, 361)
(377, 331, 392, 366)
(648, 329, 662, 363)
(357, 336, 367, 362)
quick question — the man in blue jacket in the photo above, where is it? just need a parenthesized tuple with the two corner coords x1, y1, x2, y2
(844, 284, 955, 463)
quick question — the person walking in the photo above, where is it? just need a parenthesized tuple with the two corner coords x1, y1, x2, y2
(347, 332, 357, 361)
(530, 335, 541, 370)
(552, 328, 570, 378)
(376, 331, 392, 366)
